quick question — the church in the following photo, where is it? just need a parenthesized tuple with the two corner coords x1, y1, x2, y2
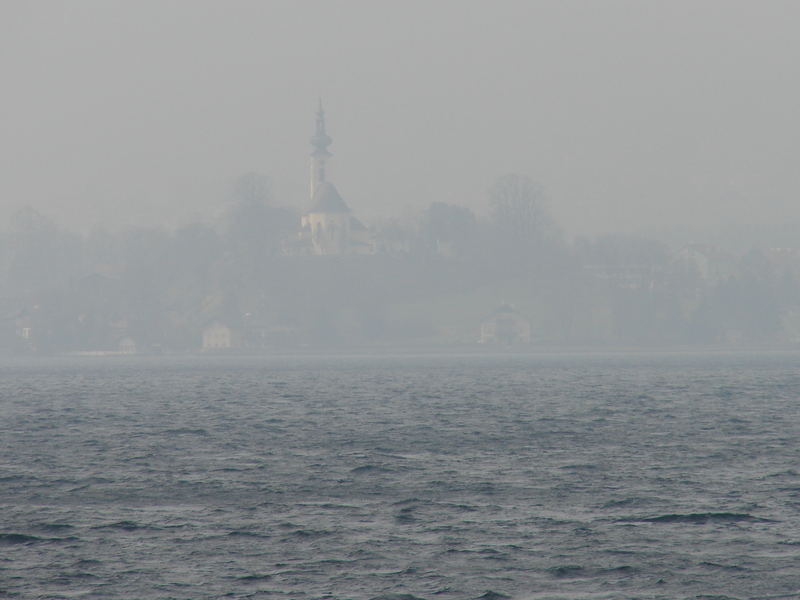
(299, 103, 372, 255)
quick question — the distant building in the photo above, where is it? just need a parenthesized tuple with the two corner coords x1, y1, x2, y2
(372, 221, 412, 256)
(15, 315, 33, 341)
(118, 337, 137, 355)
(14, 313, 36, 352)
(299, 102, 373, 255)
(675, 244, 737, 284)
(781, 307, 800, 345)
(202, 322, 239, 351)
(583, 264, 660, 290)
(765, 247, 800, 278)
(239, 312, 302, 349)
(480, 304, 531, 344)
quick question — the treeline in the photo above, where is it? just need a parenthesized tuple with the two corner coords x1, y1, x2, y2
(1, 173, 799, 353)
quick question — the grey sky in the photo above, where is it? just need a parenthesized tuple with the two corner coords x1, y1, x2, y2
(2, 0, 798, 236)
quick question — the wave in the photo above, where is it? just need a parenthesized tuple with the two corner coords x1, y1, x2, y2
(73, 559, 102, 568)
(443, 502, 479, 512)
(475, 593, 511, 600)
(0, 532, 76, 545)
(0, 533, 43, 545)
(369, 595, 428, 600)
(350, 464, 394, 474)
(547, 565, 586, 578)
(285, 528, 332, 538)
(600, 565, 637, 574)
(699, 561, 748, 571)
(236, 573, 273, 582)
(227, 530, 270, 538)
(392, 497, 423, 505)
(93, 520, 157, 531)
(545, 564, 637, 579)
(56, 571, 99, 581)
(639, 512, 774, 524)
(395, 507, 416, 523)
(163, 428, 210, 436)
(34, 523, 74, 532)
(0, 475, 27, 483)
(600, 497, 657, 509)
(559, 463, 600, 471)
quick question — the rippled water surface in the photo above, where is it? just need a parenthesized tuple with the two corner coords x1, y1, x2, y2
(2, 352, 800, 599)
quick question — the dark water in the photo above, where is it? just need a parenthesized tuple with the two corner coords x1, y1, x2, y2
(2, 352, 800, 600)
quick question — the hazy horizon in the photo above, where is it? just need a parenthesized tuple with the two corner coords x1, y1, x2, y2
(4, 5, 800, 596)
(3, 0, 800, 240)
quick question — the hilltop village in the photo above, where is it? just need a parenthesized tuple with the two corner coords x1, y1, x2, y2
(3, 107, 800, 355)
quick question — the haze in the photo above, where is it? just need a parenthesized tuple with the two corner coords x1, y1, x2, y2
(2, 0, 799, 238)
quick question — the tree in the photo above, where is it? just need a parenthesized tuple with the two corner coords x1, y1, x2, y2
(487, 174, 561, 273)
(419, 201, 477, 258)
(6, 207, 82, 293)
(224, 173, 295, 259)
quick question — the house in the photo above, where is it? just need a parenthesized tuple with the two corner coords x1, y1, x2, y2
(118, 337, 137, 355)
(15, 315, 33, 342)
(675, 244, 737, 284)
(202, 322, 239, 351)
(480, 304, 531, 345)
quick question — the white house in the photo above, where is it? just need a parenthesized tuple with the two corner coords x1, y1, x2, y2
(118, 337, 137, 355)
(202, 322, 239, 351)
(480, 304, 531, 345)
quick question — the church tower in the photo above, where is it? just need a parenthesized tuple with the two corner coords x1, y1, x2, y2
(302, 102, 353, 255)
(309, 99, 332, 201)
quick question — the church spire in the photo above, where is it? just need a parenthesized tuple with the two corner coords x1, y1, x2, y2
(310, 99, 332, 158)
(309, 100, 332, 200)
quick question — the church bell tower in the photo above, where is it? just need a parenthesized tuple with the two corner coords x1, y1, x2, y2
(309, 99, 332, 201)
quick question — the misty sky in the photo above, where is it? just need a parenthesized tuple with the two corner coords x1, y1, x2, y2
(2, 0, 799, 237)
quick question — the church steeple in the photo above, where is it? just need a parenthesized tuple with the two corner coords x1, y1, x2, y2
(309, 100, 332, 200)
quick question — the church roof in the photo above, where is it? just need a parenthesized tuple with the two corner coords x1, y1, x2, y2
(310, 182, 350, 214)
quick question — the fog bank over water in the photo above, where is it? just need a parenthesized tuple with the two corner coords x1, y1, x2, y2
(2, 0, 800, 237)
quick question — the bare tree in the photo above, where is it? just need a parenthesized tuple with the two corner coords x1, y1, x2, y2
(225, 173, 295, 258)
(487, 174, 561, 271)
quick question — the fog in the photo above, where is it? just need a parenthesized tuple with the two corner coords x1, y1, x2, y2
(3, 1, 800, 353)
(3, 0, 800, 235)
